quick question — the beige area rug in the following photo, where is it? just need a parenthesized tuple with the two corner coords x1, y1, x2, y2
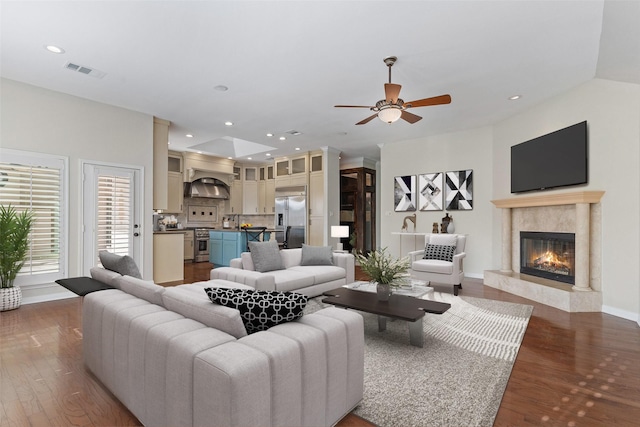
(305, 291, 533, 427)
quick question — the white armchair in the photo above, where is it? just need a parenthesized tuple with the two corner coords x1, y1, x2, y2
(408, 234, 467, 295)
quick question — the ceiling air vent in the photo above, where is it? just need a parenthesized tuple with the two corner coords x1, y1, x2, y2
(64, 62, 106, 79)
(284, 130, 303, 136)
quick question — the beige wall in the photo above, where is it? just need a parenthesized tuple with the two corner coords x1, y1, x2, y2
(380, 126, 494, 278)
(492, 78, 640, 319)
(382, 78, 639, 320)
(1, 78, 154, 302)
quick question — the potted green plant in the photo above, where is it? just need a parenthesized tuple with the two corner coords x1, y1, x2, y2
(354, 247, 411, 301)
(0, 205, 34, 311)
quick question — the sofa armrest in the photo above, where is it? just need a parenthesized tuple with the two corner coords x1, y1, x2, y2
(408, 249, 425, 263)
(333, 252, 355, 284)
(229, 258, 243, 269)
(210, 267, 276, 291)
(453, 252, 466, 272)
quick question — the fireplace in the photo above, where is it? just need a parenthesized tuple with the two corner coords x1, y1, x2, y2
(520, 232, 576, 285)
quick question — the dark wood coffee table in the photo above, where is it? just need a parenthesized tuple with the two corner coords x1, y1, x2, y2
(322, 287, 451, 347)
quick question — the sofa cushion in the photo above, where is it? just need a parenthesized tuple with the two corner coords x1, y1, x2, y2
(249, 240, 284, 272)
(423, 244, 456, 262)
(162, 287, 248, 338)
(412, 259, 454, 274)
(263, 269, 316, 292)
(115, 275, 165, 306)
(241, 252, 255, 271)
(90, 266, 123, 288)
(280, 248, 302, 269)
(289, 265, 346, 285)
(429, 234, 458, 247)
(300, 244, 334, 266)
(204, 288, 307, 334)
(99, 250, 142, 278)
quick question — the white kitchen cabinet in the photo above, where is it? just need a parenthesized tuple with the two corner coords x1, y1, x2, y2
(258, 164, 276, 214)
(166, 171, 184, 213)
(265, 178, 275, 214)
(275, 154, 308, 187)
(229, 180, 243, 214)
(243, 180, 258, 214)
(153, 233, 184, 283)
(183, 229, 194, 261)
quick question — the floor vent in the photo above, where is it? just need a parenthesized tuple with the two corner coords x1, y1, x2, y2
(64, 62, 106, 79)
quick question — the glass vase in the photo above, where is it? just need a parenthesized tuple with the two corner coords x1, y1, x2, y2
(376, 282, 392, 301)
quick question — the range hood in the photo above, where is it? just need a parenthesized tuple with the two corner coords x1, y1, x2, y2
(184, 178, 230, 199)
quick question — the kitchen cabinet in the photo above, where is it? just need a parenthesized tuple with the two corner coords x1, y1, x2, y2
(308, 151, 324, 246)
(258, 164, 276, 214)
(209, 231, 245, 267)
(229, 166, 243, 214)
(153, 233, 184, 283)
(242, 166, 259, 214)
(152, 117, 170, 210)
(275, 154, 308, 187)
(166, 171, 184, 213)
(183, 229, 194, 261)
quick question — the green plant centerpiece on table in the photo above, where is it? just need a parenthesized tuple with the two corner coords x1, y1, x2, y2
(0, 205, 35, 311)
(354, 247, 411, 301)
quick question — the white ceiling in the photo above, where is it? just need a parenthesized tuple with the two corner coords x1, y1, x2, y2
(2, 1, 638, 162)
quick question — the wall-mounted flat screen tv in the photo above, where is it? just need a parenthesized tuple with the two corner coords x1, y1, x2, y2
(511, 121, 588, 193)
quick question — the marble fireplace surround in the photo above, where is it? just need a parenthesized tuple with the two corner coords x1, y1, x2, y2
(484, 191, 604, 312)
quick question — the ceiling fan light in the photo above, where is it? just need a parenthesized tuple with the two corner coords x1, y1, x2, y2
(378, 107, 402, 124)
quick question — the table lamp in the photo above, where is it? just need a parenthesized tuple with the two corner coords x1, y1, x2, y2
(331, 225, 350, 251)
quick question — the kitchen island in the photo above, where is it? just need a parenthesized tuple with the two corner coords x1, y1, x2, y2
(209, 229, 273, 267)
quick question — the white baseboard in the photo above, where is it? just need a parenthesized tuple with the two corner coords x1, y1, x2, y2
(464, 272, 484, 279)
(601, 304, 640, 323)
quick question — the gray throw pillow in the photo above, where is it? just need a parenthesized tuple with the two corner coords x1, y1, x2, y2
(248, 240, 284, 272)
(300, 244, 334, 266)
(98, 250, 142, 278)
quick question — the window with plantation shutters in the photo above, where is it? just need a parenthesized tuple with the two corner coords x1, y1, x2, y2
(0, 149, 67, 286)
(96, 174, 133, 262)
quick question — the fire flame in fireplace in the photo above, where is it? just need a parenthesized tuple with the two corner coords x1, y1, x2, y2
(532, 251, 571, 275)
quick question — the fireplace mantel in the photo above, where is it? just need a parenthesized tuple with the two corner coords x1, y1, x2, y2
(485, 190, 604, 312)
(491, 191, 604, 209)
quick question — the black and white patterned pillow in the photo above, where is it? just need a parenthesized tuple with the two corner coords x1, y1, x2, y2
(204, 288, 307, 334)
(423, 244, 456, 262)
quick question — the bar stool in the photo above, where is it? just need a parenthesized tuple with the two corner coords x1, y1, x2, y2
(244, 227, 267, 251)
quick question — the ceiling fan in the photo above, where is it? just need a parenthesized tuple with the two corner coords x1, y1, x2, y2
(335, 56, 452, 125)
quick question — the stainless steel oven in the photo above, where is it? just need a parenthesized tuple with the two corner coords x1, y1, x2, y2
(194, 228, 212, 262)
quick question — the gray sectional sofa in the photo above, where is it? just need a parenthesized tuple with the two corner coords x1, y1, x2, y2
(211, 248, 355, 297)
(85, 267, 364, 427)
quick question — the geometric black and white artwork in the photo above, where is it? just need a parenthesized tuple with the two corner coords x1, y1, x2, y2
(418, 172, 443, 211)
(394, 175, 416, 212)
(445, 169, 473, 210)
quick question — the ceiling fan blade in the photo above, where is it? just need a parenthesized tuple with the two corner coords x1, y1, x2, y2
(401, 110, 422, 124)
(405, 94, 452, 108)
(385, 83, 402, 103)
(335, 104, 373, 108)
(356, 113, 379, 125)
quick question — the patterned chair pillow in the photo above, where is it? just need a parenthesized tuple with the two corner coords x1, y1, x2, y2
(423, 244, 456, 262)
(204, 288, 307, 334)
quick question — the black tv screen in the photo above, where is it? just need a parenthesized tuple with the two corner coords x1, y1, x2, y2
(511, 121, 588, 193)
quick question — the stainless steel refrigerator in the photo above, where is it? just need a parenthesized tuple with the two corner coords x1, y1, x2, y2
(274, 186, 306, 248)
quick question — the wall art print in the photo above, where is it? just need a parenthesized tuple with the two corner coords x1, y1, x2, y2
(394, 175, 416, 212)
(445, 170, 473, 210)
(418, 172, 443, 211)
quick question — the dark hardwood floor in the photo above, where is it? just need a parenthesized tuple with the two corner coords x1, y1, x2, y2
(1, 262, 639, 426)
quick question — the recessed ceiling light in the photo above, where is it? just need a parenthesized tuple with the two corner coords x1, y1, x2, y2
(228, 157, 233, 160)
(186, 134, 193, 138)
(214, 85, 229, 92)
(45, 45, 65, 54)
(295, 147, 301, 151)
(279, 136, 286, 141)
(224, 121, 233, 126)
(247, 157, 252, 160)
(509, 95, 521, 100)
(266, 153, 271, 156)
(197, 151, 202, 154)
(266, 133, 273, 137)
